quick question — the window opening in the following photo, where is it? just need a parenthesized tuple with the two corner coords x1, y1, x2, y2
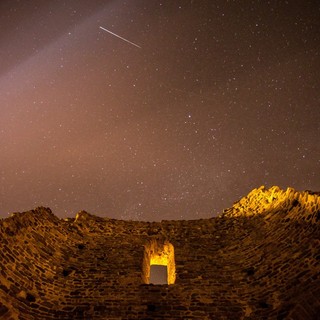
(142, 240, 175, 285)
(150, 265, 168, 284)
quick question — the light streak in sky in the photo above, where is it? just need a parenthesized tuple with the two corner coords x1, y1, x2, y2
(99, 26, 141, 49)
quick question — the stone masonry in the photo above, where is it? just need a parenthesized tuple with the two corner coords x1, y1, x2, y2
(0, 186, 319, 319)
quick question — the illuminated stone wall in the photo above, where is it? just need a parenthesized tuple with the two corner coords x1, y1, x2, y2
(0, 186, 319, 319)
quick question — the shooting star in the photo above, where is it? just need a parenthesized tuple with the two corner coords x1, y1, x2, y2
(99, 26, 141, 49)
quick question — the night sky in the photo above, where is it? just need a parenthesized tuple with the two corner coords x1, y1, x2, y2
(1, 1, 319, 221)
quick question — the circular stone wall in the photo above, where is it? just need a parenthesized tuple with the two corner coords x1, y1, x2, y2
(0, 186, 319, 319)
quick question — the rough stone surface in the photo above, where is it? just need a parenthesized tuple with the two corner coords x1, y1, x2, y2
(0, 186, 319, 319)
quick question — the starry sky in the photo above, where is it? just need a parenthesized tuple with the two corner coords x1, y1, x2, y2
(1, 0, 319, 221)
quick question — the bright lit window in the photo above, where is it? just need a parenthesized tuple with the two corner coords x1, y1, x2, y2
(142, 240, 175, 285)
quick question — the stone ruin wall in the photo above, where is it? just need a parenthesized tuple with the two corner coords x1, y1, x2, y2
(223, 186, 320, 223)
(0, 186, 319, 319)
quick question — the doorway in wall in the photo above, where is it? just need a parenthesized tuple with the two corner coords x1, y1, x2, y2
(142, 240, 175, 285)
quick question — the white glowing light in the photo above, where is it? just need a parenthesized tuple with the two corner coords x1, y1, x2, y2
(99, 26, 141, 49)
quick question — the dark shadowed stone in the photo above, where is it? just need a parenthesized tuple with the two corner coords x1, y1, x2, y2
(277, 308, 290, 320)
(5, 228, 14, 236)
(244, 267, 255, 276)
(62, 269, 72, 277)
(292, 199, 300, 207)
(70, 290, 81, 296)
(258, 301, 270, 309)
(147, 304, 156, 312)
(26, 293, 36, 302)
(0, 304, 9, 316)
(0, 284, 9, 293)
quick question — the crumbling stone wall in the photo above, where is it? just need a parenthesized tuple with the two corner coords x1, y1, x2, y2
(0, 186, 319, 319)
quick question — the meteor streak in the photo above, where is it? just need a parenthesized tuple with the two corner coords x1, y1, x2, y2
(99, 26, 141, 49)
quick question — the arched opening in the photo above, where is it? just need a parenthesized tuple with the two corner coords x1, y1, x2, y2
(142, 239, 175, 285)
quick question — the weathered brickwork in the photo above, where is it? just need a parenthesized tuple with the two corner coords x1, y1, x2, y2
(0, 186, 319, 319)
